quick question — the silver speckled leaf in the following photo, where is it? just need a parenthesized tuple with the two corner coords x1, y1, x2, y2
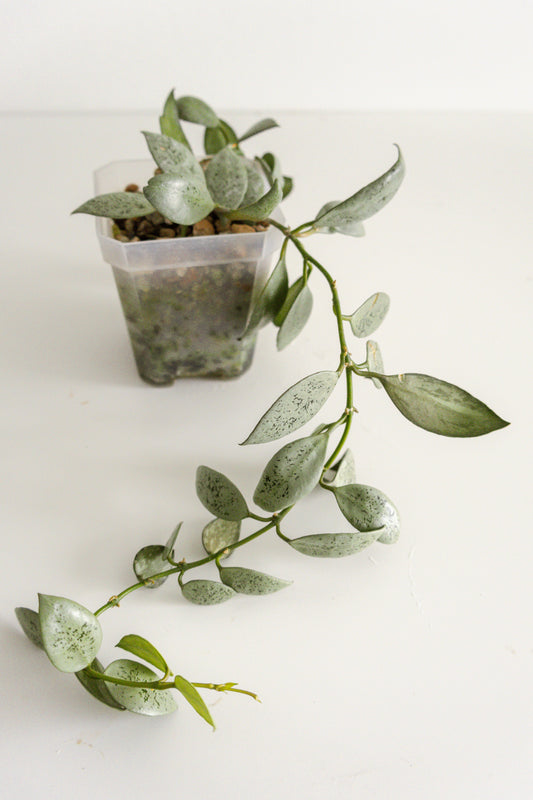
(240, 162, 265, 207)
(133, 545, 170, 588)
(334, 484, 400, 545)
(75, 658, 126, 710)
(226, 180, 282, 221)
(181, 580, 236, 605)
(289, 530, 382, 557)
(143, 132, 204, 178)
(366, 340, 385, 389)
(219, 566, 292, 595)
(349, 292, 390, 337)
(176, 95, 219, 128)
(202, 518, 241, 558)
(205, 146, 248, 210)
(380, 373, 510, 437)
(242, 371, 339, 445)
(104, 659, 178, 716)
(314, 145, 405, 228)
(314, 201, 366, 237)
(38, 594, 103, 673)
(143, 172, 215, 225)
(276, 283, 313, 351)
(241, 253, 289, 337)
(15, 607, 44, 649)
(72, 192, 154, 219)
(322, 448, 356, 487)
(253, 433, 329, 512)
(196, 466, 249, 521)
(159, 91, 191, 148)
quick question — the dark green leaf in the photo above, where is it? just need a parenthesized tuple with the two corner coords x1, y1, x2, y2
(202, 518, 241, 557)
(218, 119, 238, 144)
(240, 253, 289, 337)
(334, 483, 400, 545)
(174, 675, 215, 729)
(314, 145, 405, 228)
(219, 566, 292, 595)
(226, 180, 282, 222)
(239, 118, 279, 142)
(282, 176, 294, 199)
(380, 373, 510, 437)
(176, 95, 219, 128)
(38, 594, 102, 673)
(133, 545, 171, 588)
(322, 448, 356, 487)
(204, 126, 228, 155)
(276, 282, 313, 350)
(181, 580, 236, 605)
(253, 433, 329, 512)
(289, 530, 381, 557)
(205, 147, 248, 210)
(116, 634, 168, 674)
(196, 466, 249, 521)
(15, 607, 43, 649)
(242, 371, 339, 445)
(75, 658, 126, 710)
(104, 659, 177, 716)
(72, 192, 154, 219)
(143, 172, 215, 225)
(348, 292, 390, 337)
(159, 90, 191, 148)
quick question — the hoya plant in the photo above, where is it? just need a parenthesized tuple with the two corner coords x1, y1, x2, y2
(16, 92, 508, 729)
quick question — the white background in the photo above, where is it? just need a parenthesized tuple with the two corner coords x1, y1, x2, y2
(1, 0, 533, 112)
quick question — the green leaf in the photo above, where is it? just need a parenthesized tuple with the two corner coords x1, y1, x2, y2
(333, 483, 400, 545)
(276, 282, 313, 351)
(196, 466, 249, 521)
(240, 253, 289, 337)
(142, 132, 203, 178)
(238, 118, 279, 143)
(202, 518, 241, 558)
(181, 580, 236, 605)
(289, 530, 381, 557)
(219, 566, 292, 595)
(176, 95, 219, 128)
(38, 594, 103, 673)
(348, 292, 390, 337)
(133, 545, 171, 587)
(259, 152, 282, 184)
(282, 175, 294, 200)
(242, 371, 339, 445)
(72, 192, 154, 219)
(366, 341, 384, 388)
(204, 125, 228, 155)
(253, 433, 329, 512)
(314, 201, 365, 237)
(241, 162, 266, 207)
(174, 675, 215, 729)
(225, 180, 282, 222)
(379, 373, 510, 437)
(75, 658, 126, 710)
(163, 521, 182, 560)
(104, 659, 177, 716)
(159, 90, 191, 148)
(314, 145, 405, 228)
(143, 172, 215, 225)
(15, 607, 44, 649)
(205, 146, 248, 210)
(218, 119, 238, 144)
(116, 634, 168, 674)
(322, 448, 356, 487)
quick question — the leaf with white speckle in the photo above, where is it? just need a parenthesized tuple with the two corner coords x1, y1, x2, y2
(15, 607, 43, 649)
(75, 658, 126, 710)
(219, 566, 292, 595)
(289, 530, 382, 557)
(104, 659, 177, 716)
(202, 518, 241, 558)
(72, 192, 154, 219)
(333, 484, 400, 545)
(196, 466, 249, 521)
(38, 594, 103, 673)
(133, 545, 171, 588)
(181, 580, 236, 605)
(348, 292, 390, 337)
(322, 449, 356, 487)
(205, 146, 248, 210)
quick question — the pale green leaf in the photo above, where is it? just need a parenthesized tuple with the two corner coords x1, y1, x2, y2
(205, 147, 248, 209)
(219, 566, 292, 595)
(253, 433, 329, 512)
(75, 658, 126, 710)
(163, 521, 182, 560)
(276, 282, 313, 350)
(202, 518, 241, 558)
(366, 341, 384, 388)
(259, 152, 282, 184)
(196, 466, 249, 521)
(239, 118, 279, 142)
(240, 253, 289, 337)
(142, 132, 204, 179)
(314, 201, 365, 236)
(380, 373, 510, 437)
(133, 545, 171, 588)
(322, 448, 356, 487)
(176, 95, 219, 128)
(348, 292, 390, 337)
(15, 607, 43, 649)
(240, 162, 265, 207)
(225, 180, 282, 222)
(104, 659, 177, 716)
(174, 675, 215, 728)
(38, 594, 103, 673)
(314, 145, 405, 228)
(181, 580, 236, 605)
(334, 483, 400, 545)
(289, 530, 381, 557)
(218, 119, 238, 144)
(116, 634, 168, 674)
(242, 371, 339, 445)
(72, 192, 154, 219)
(159, 90, 191, 148)
(143, 172, 215, 225)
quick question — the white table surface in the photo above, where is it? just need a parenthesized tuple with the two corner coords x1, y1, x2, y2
(1, 110, 531, 799)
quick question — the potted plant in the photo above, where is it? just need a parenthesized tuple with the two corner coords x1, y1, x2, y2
(15, 93, 509, 728)
(72, 92, 291, 384)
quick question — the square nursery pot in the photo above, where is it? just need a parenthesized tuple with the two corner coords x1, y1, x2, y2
(94, 160, 284, 385)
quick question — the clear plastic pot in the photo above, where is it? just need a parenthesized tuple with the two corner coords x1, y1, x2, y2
(94, 160, 284, 385)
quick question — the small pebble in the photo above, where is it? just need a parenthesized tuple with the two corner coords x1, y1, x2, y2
(193, 219, 216, 236)
(159, 227, 176, 238)
(125, 183, 139, 193)
(230, 223, 255, 234)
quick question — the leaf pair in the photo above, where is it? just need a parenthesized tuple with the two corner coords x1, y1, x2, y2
(133, 522, 181, 587)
